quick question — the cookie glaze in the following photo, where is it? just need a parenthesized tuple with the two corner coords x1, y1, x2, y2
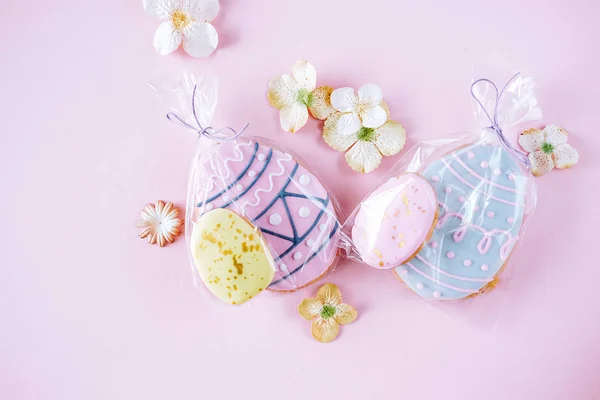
(352, 173, 437, 269)
(194, 140, 339, 292)
(394, 144, 529, 300)
(191, 209, 275, 305)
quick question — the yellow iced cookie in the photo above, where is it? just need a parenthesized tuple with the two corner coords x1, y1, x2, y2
(190, 208, 276, 305)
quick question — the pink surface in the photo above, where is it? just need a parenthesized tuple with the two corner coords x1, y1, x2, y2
(1, 0, 599, 399)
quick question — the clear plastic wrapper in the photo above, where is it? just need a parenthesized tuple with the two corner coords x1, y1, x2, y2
(341, 69, 541, 324)
(149, 72, 341, 305)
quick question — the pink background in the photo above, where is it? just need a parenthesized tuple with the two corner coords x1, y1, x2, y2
(2, 0, 599, 398)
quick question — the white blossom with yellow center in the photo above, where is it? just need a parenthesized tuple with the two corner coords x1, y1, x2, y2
(144, 0, 219, 58)
(330, 84, 388, 134)
(267, 60, 319, 133)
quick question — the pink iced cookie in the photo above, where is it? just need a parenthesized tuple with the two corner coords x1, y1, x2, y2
(193, 140, 340, 292)
(351, 173, 438, 269)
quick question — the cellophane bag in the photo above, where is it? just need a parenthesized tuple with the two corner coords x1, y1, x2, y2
(149, 72, 342, 305)
(340, 69, 541, 326)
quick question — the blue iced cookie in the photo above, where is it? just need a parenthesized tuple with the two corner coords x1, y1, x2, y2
(394, 143, 530, 300)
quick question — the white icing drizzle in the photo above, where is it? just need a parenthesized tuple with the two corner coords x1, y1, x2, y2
(242, 154, 293, 209)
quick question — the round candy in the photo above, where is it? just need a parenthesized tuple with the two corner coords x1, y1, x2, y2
(394, 143, 529, 300)
(190, 208, 275, 305)
(352, 173, 438, 269)
(194, 140, 340, 292)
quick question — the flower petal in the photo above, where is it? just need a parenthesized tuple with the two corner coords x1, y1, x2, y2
(528, 150, 554, 177)
(183, 0, 219, 21)
(309, 86, 336, 120)
(543, 125, 569, 147)
(345, 140, 382, 173)
(298, 298, 322, 320)
(292, 60, 317, 91)
(280, 102, 308, 133)
(153, 21, 182, 55)
(337, 112, 362, 135)
(334, 303, 357, 325)
(330, 87, 357, 113)
(323, 113, 358, 151)
(518, 128, 544, 152)
(317, 283, 342, 306)
(357, 84, 383, 107)
(182, 21, 218, 58)
(267, 74, 299, 109)
(380, 100, 391, 119)
(311, 318, 340, 343)
(359, 105, 387, 128)
(143, 0, 178, 19)
(374, 120, 406, 156)
(552, 143, 579, 169)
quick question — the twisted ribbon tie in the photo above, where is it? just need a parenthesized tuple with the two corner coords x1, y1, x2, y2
(166, 84, 249, 141)
(470, 73, 530, 167)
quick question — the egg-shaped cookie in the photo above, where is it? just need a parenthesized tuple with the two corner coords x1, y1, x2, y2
(193, 140, 340, 292)
(394, 143, 530, 300)
(190, 208, 276, 305)
(352, 173, 438, 269)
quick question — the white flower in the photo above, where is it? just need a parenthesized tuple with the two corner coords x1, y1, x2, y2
(267, 60, 319, 133)
(518, 125, 579, 177)
(135, 200, 183, 247)
(143, 0, 219, 58)
(330, 84, 388, 134)
(323, 109, 406, 173)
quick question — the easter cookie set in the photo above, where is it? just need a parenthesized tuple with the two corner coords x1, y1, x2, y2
(342, 70, 546, 309)
(150, 73, 341, 305)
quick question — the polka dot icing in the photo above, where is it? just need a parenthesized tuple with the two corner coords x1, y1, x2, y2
(398, 267, 408, 276)
(394, 143, 529, 301)
(446, 251, 455, 259)
(279, 263, 288, 272)
(433, 291, 441, 298)
(445, 186, 452, 193)
(293, 252, 302, 260)
(459, 196, 466, 203)
(299, 175, 310, 185)
(269, 213, 282, 226)
(319, 223, 327, 231)
(416, 282, 424, 289)
(493, 168, 501, 176)
(194, 140, 340, 292)
(306, 239, 314, 247)
(298, 206, 310, 218)
(467, 152, 475, 159)
(432, 176, 440, 182)
(236, 184, 243, 191)
(205, 203, 214, 211)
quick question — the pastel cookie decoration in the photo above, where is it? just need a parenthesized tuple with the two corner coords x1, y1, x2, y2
(194, 140, 340, 292)
(394, 144, 529, 300)
(190, 208, 275, 305)
(352, 173, 438, 269)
